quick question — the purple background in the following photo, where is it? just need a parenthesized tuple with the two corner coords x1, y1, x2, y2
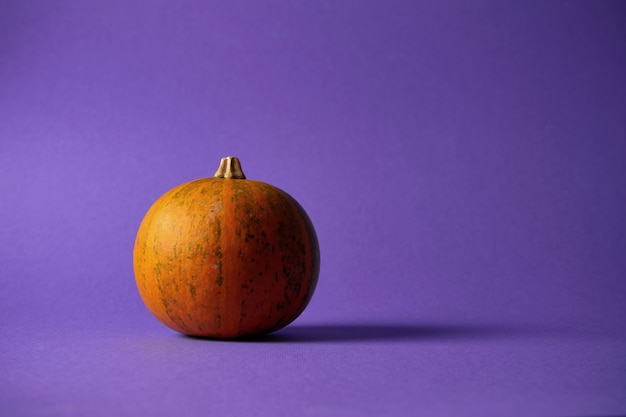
(1, 1, 625, 415)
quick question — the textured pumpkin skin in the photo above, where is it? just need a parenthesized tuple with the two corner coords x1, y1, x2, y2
(133, 176, 319, 339)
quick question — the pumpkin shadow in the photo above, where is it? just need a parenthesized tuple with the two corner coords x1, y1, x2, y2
(240, 322, 532, 343)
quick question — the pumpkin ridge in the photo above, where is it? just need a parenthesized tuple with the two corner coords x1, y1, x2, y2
(218, 178, 241, 338)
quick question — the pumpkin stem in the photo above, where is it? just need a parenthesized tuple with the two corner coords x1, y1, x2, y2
(214, 156, 246, 179)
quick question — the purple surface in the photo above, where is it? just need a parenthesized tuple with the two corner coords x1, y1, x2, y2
(1, 1, 625, 415)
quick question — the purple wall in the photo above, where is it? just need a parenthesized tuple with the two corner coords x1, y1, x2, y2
(2, 1, 625, 416)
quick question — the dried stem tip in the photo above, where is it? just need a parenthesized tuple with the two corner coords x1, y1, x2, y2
(214, 156, 246, 179)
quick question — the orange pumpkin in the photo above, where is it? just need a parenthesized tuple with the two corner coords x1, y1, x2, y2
(133, 156, 319, 338)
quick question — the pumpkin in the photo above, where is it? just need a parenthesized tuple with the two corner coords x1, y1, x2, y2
(133, 156, 320, 339)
